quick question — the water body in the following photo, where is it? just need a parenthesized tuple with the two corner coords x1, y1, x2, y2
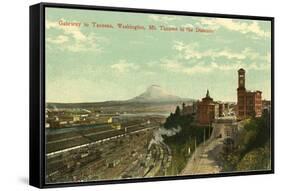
(119, 112, 170, 118)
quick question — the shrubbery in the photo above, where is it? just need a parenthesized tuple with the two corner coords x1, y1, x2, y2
(219, 110, 271, 171)
(163, 105, 212, 175)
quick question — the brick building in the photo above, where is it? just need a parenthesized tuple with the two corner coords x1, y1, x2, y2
(181, 102, 197, 115)
(237, 68, 262, 120)
(197, 90, 216, 125)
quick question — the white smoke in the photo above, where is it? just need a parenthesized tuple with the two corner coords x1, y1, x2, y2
(82, 109, 91, 113)
(52, 105, 58, 111)
(148, 126, 181, 150)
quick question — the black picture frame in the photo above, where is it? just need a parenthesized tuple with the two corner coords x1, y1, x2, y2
(30, 2, 275, 188)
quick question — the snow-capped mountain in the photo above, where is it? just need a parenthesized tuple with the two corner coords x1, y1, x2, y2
(129, 85, 190, 103)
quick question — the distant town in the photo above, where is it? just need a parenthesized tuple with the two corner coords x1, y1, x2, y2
(45, 68, 271, 183)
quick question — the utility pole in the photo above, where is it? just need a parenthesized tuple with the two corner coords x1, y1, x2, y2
(203, 128, 206, 145)
(194, 137, 197, 150)
(209, 123, 211, 138)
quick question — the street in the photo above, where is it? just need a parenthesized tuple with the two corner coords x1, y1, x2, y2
(181, 117, 238, 175)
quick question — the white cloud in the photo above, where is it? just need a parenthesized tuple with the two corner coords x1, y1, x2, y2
(197, 18, 270, 38)
(212, 59, 270, 71)
(46, 19, 104, 52)
(46, 35, 68, 44)
(148, 15, 181, 23)
(163, 41, 271, 75)
(161, 58, 212, 74)
(46, 19, 86, 41)
(182, 65, 212, 74)
(160, 58, 182, 70)
(46, 20, 57, 29)
(161, 56, 269, 75)
(111, 59, 139, 73)
(173, 41, 265, 61)
(248, 62, 270, 70)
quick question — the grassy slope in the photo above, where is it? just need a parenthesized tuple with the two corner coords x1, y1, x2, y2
(219, 110, 271, 172)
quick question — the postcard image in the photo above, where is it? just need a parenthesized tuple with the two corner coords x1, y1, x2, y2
(45, 7, 272, 184)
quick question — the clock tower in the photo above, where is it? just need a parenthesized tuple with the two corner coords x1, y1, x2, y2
(237, 68, 262, 120)
(237, 68, 246, 119)
(238, 68, 245, 90)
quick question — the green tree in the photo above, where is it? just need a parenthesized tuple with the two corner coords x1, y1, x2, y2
(175, 106, 181, 116)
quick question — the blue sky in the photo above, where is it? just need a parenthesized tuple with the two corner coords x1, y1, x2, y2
(45, 8, 271, 103)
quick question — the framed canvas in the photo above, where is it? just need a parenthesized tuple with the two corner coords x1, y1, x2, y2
(29, 2, 274, 188)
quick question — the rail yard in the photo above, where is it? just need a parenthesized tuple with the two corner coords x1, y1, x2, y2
(46, 113, 172, 183)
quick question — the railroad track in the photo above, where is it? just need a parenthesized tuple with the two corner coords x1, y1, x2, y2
(47, 125, 158, 157)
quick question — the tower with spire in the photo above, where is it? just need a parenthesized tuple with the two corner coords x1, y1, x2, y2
(202, 89, 213, 102)
(197, 89, 216, 124)
(206, 89, 210, 97)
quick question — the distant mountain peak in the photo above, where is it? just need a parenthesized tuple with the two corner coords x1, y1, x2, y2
(129, 85, 182, 102)
(149, 84, 161, 88)
(146, 84, 165, 92)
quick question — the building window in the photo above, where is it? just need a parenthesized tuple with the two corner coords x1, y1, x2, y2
(247, 106, 253, 111)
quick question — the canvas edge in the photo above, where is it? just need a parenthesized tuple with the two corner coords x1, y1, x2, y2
(29, 2, 275, 189)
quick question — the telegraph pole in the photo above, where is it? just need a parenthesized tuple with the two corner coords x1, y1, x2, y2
(194, 137, 197, 150)
(203, 128, 206, 145)
(209, 122, 211, 138)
